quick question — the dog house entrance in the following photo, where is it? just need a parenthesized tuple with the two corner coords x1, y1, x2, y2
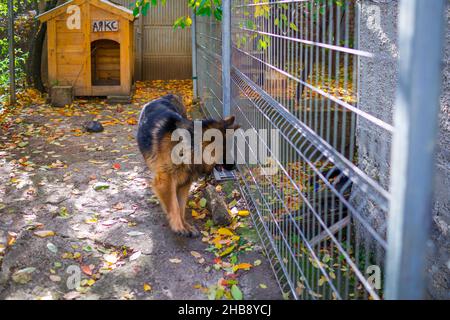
(91, 39, 120, 86)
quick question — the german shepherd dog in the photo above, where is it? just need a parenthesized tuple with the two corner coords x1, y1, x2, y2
(137, 94, 239, 237)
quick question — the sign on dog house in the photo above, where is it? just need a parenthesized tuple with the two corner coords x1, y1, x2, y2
(37, 0, 135, 97)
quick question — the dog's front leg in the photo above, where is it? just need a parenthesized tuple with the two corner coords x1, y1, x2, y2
(152, 172, 190, 236)
(177, 182, 199, 237)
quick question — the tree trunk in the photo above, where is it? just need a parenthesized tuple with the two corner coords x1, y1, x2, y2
(30, 0, 58, 92)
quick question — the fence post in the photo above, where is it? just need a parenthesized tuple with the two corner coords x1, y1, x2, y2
(221, 0, 231, 117)
(8, 0, 15, 105)
(191, 10, 198, 99)
(137, 6, 144, 81)
(385, 0, 446, 300)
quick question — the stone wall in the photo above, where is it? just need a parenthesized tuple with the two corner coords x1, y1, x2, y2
(357, 0, 449, 299)
(427, 4, 450, 301)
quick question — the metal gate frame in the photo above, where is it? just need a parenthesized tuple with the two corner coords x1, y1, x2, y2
(193, 0, 446, 300)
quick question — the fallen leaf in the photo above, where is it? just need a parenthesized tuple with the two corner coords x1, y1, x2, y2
(49, 275, 61, 282)
(192, 209, 206, 220)
(127, 231, 145, 237)
(129, 251, 142, 261)
(81, 265, 93, 276)
(217, 228, 234, 236)
(12, 267, 36, 284)
(219, 245, 236, 257)
(199, 198, 207, 208)
(259, 283, 267, 289)
(127, 117, 137, 125)
(46, 242, 58, 254)
(101, 219, 116, 226)
(103, 254, 118, 264)
(143, 283, 152, 292)
(113, 202, 124, 210)
(169, 258, 182, 264)
(85, 217, 98, 224)
(82, 245, 93, 252)
(238, 210, 250, 217)
(231, 284, 243, 300)
(232, 263, 252, 272)
(190, 251, 202, 259)
(34, 230, 55, 238)
(7, 232, 17, 246)
(93, 182, 110, 191)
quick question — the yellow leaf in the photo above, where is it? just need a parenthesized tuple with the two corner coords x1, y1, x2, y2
(238, 210, 250, 217)
(87, 279, 96, 286)
(34, 230, 55, 238)
(219, 245, 236, 257)
(232, 263, 252, 272)
(85, 217, 98, 224)
(143, 283, 152, 292)
(217, 228, 234, 236)
(231, 235, 240, 242)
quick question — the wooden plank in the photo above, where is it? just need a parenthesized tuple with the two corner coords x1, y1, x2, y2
(82, 1, 91, 95)
(56, 20, 82, 33)
(37, 0, 85, 22)
(120, 18, 131, 94)
(95, 56, 120, 64)
(56, 32, 85, 46)
(58, 65, 86, 78)
(91, 85, 123, 96)
(47, 19, 57, 85)
(90, 0, 134, 21)
(56, 46, 84, 54)
(56, 53, 84, 65)
(95, 64, 120, 71)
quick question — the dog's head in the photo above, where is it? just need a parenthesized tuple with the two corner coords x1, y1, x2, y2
(201, 116, 240, 173)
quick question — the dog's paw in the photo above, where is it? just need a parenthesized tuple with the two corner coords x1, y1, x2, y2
(174, 225, 200, 238)
(175, 229, 198, 238)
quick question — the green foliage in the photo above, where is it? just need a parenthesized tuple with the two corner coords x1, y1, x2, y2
(0, 0, 36, 96)
(131, 0, 222, 29)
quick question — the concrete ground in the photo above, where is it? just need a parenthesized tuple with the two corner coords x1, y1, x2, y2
(0, 81, 281, 300)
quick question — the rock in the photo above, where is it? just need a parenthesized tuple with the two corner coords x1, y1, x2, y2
(204, 185, 232, 226)
(83, 121, 104, 133)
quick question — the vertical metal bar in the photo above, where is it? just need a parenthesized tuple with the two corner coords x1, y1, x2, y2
(8, 0, 15, 105)
(222, 0, 231, 117)
(138, 6, 144, 81)
(385, 0, 446, 300)
(191, 10, 198, 99)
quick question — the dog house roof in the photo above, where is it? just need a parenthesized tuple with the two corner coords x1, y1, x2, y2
(37, 0, 135, 22)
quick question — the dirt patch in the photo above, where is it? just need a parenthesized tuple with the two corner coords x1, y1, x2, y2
(0, 81, 280, 300)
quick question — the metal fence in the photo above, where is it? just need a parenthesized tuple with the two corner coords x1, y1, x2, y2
(194, 0, 446, 300)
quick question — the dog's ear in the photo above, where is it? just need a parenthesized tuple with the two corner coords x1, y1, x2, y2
(223, 116, 240, 130)
(223, 116, 235, 127)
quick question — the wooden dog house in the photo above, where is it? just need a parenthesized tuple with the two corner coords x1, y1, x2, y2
(37, 0, 135, 97)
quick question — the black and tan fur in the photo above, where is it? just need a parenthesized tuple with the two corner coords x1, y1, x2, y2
(137, 94, 238, 237)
